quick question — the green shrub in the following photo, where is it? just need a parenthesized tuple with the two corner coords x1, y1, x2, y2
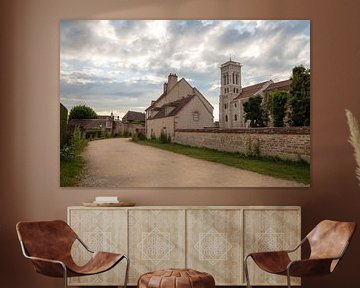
(60, 103, 68, 148)
(160, 131, 170, 143)
(131, 133, 139, 142)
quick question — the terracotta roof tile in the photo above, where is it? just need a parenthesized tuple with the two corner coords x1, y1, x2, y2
(151, 95, 195, 119)
(264, 79, 292, 92)
(122, 111, 145, 122)
(233, 81, 269, 100)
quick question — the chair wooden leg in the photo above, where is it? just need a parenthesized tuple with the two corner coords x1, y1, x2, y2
(244, 255, 252, 288)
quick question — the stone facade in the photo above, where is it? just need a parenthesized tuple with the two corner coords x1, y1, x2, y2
(219, 60, 291, 129)
(145, 74, 214, 139)
(173, 127, 310, 163)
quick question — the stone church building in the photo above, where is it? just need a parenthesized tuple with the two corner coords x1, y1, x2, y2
(219, 60, 291, 128)
(145, 74, 214, 139)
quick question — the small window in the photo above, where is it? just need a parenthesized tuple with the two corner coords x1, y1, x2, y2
(234, 114, 238, 121)
(224, 103, 228, 109)
(225, 115, 228, 122)
(193, 111, 199, 121)
(234, 103, 237, 108)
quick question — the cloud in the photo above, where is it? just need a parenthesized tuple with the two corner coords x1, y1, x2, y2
(60, 20, 310, 120)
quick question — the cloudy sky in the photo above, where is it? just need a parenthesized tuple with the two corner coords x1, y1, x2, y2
(60, 20, 310, 120)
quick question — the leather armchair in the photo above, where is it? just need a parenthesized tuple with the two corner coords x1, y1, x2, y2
(16, 220, 129, 288)
(244, 220, 356, 288)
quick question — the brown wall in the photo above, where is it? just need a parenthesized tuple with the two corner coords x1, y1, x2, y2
(1, 0, 360, 287)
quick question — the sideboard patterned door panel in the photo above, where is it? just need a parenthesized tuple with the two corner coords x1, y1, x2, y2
(187, 209, 243, 285)
(68, 208, 127, 286)
(128, 209, 186, 284)
(243, 209, 301, 286)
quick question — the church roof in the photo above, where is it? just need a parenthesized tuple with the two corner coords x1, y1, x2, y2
(150, 95, 195, 119)
(233, 80, 270, 100)
(264, 79, 292, 92)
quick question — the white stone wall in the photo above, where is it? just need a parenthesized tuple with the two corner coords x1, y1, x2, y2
(156, 79, 193, 107)
(175, 96, 214, 130)
(174, 128, 310, 163)
(146, 96, 214, 139)
(146, 117, 175, 139)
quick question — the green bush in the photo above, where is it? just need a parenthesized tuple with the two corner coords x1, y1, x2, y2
(60, 103, 68, 148)
(131, 133, 139, 142)
(69, 105, 97, 120)
(159, 131, 170, 143)
(245, 138, 261, 158)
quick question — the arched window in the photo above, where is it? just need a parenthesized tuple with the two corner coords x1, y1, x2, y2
(223, 75, 226, 85)
(233, 73, 235, 84)
(225, 115, 228, 122)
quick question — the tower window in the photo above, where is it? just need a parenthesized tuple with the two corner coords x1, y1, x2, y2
(234, 114, 238, 121)
(225, 115, 228, 122)
(234, 88, 236, 93)
(234, 103, 237, 108)
(224, 103, 228, 109)
(233, 73, 235, 84)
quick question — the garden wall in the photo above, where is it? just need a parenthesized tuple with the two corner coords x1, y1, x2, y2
(174, 127, 310, 162)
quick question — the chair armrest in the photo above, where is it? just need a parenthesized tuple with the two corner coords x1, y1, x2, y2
(287, 258, 336, 277)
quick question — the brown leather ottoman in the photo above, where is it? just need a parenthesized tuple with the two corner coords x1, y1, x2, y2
(138, 268, 215, 288)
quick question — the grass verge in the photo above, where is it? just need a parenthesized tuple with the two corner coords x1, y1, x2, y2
(60, 126, 88, 187)
(60, 156, 86, 186)
(135, 140, 310, 185)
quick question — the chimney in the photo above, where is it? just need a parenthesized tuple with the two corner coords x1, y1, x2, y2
(167, 73, 178, 92)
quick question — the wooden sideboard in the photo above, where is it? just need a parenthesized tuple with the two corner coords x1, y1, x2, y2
(67, 206, 301, 286)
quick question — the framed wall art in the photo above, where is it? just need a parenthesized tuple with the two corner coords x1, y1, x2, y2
(60, 20, 310, 188)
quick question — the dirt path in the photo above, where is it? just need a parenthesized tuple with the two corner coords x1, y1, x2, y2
(78, 138, 305, 187)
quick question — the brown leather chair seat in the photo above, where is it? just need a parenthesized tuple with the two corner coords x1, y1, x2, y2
(138, 268, 215, 288)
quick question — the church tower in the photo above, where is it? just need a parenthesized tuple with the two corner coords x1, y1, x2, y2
(219, 59, 242, 128)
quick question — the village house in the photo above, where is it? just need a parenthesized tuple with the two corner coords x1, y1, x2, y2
(67, 113, 121, 138)
(121, 110, 145, 136)
(145, 73, 214, 139)
(219, 60, 292, 128)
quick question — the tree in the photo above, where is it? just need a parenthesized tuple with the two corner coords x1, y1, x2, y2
(60, 103, 68, 148)
(243, 95, 266, 127)
(288, 66, 310, 126)
(268, 90, 288, 127)
(69, 105, 97, 120)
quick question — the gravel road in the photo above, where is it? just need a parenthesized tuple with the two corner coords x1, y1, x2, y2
(78, 138, 305, 188)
